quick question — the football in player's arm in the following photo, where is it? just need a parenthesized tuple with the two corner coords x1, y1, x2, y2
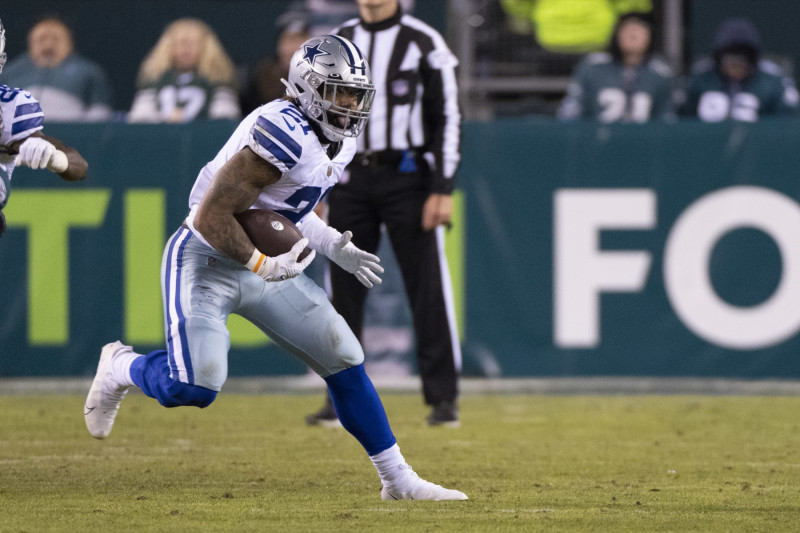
(83, 35, 466, 502)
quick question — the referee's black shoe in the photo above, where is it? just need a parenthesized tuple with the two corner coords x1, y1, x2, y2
(426, 400, 460, 428)
(305, 397, 342, 428)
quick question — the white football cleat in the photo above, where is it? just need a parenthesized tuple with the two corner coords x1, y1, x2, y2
(380, 464, 468, 501)
(84, 341, 131, 439)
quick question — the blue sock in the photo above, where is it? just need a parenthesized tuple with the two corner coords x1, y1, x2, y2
(325, 364, 397, 456)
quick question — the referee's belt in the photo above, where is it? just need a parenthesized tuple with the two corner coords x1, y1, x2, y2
(354, 149, 418, 168)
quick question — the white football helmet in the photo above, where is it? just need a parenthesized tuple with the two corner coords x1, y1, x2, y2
(282, 35, 375, 142)
(0, 19, 6, 74)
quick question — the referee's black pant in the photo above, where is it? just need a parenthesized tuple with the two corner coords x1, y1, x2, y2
(328, 152, 459, 406)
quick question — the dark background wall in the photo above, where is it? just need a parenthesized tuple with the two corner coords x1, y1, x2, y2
(5, 119, 800, 378)
(0, 1, 447, 113)
(688, 0, 800, 76)
(3, 1, 798, 112)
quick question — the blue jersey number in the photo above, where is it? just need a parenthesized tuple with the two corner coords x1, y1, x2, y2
(280, 107, 311, 135)
(0, 87, 20, 102)
(275, 186, 332, 223)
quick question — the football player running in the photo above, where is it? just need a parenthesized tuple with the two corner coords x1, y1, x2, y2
(84, 35, 467, 502)
(0, 18, 88, 237)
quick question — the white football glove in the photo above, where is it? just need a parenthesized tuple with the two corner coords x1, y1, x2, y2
(16, 137, 65, 171)
(329, 231, 383, 288)
(246, 238, 316, 282)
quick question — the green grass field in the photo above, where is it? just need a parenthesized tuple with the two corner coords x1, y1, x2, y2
(3, 392, 800, 532)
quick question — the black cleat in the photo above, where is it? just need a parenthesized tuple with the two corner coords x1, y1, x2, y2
(426, 400, 460, 428)
(305, 400, 342, 428)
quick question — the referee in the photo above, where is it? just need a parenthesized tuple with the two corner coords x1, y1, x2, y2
(306, 0, 463, 427)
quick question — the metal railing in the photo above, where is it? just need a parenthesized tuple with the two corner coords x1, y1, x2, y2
(449, 0, 685, 119)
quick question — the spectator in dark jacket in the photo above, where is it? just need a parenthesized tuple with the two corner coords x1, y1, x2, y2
(678, 17, 799, 121)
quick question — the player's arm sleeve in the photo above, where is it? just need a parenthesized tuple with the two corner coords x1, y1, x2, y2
(420, 33, 461, 195)
(248, 112, 303, 172)
(8, 91, 44, 144)
(297, 211, 341, 257)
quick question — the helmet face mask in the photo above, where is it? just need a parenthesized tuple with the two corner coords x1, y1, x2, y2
(317, 77, 374, 136)
(286, 35, 375, 142)
(0, 19, 7, 74)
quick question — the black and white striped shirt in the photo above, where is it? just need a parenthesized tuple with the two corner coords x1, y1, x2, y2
(334, 8, 461, 193)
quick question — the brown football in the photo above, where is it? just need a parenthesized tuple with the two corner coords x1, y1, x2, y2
(234, 209, 311, 261)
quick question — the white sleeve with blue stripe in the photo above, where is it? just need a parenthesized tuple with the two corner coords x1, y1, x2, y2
(1, 85, 45, 145)
(248, 111, 304, 173)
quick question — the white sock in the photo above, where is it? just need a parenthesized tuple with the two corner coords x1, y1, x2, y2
(369, 443, 408, 486)
(111, 348, 141, 388)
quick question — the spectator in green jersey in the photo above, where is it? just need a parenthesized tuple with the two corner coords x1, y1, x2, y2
(677, 17, 799, 122)
(128, 18, 240, 123)
(558, 11, 674, 123)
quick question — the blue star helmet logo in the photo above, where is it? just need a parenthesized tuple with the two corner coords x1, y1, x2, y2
(302, 42, 331, 66)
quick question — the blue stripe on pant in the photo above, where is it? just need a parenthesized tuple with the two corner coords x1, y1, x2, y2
(164, 228, 195, 385)
(128, 227, 216, 408)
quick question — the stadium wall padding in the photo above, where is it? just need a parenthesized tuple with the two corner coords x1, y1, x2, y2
(3, 118, 800, 378)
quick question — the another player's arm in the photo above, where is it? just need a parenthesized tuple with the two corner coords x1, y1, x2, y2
(194, 146, 281, 264)
(42, 133, 89, 181)
(10, 132, 88, 181)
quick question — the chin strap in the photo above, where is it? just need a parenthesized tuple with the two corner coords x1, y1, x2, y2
(280, 78, 299, 99)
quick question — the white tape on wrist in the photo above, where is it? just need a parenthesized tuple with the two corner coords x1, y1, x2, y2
(47, 150, 69, 173)
(246, 249, 266, 272)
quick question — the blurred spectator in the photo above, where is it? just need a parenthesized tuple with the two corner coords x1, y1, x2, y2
(558, 11, 674, 123)
(500, 0, 652, 54)
(677, 17, 799, 122)
(281, 0, 415, 36)
(1, 15, 112, 122)
(128, 18, 240, 123)
(239, 16, 309, 115)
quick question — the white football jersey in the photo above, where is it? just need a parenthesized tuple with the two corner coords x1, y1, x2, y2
(0, 84, 45, 207)
(186, 99, 355, 249)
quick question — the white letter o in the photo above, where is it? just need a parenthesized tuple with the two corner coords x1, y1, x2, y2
(664, 186, 800, 349)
